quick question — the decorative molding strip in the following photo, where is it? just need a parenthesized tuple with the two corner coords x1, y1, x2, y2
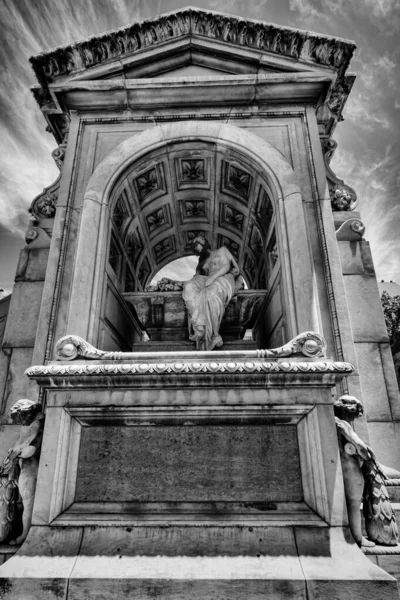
(26, 360, 353, 378)
(363, 544, 400, 556)
(322, 139, 357, 211)
(54, 331, 327, 361)
(303, 114, 348, 393)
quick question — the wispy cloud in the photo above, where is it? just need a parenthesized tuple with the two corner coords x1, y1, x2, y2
(0, 0, 399, 289)
(331, 142, 400, 281)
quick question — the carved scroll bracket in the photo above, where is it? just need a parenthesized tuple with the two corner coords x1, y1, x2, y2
(53, 331, 327, 362)
(336, 218, 365, 241)
(29, 137, 67, 220)
(24, 224, 52, 249)
(323, 139, 357, 211)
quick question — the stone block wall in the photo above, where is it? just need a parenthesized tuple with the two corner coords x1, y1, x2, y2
(334, 215, 400, 467)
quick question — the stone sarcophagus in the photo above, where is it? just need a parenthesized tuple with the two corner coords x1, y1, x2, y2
(124, 290, 267, 342)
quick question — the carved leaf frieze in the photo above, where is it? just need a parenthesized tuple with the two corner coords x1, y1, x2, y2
(26, 360, 353, 379)
(30, 9, 355, 85)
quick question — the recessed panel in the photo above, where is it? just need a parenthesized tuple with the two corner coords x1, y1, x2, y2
(75, 424, 302, 503)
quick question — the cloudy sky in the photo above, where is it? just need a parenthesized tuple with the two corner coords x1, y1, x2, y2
(0, 0, 399, 294)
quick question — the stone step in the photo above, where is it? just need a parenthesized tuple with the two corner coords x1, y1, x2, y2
(131, 340, 258, 352)
(0, 545, 18, 566)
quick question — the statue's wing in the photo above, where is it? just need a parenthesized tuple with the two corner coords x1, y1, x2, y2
(363, 460, 399, 546)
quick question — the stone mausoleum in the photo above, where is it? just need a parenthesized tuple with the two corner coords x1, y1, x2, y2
(1, 7, 400, 599)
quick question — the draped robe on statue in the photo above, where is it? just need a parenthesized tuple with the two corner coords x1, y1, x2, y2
(182, 272, 236, 351)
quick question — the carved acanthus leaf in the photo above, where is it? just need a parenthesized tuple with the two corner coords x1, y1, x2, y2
(30, 9, 355, 84)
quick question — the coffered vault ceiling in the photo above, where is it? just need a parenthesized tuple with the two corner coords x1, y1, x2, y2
(109, 141, 276, 291)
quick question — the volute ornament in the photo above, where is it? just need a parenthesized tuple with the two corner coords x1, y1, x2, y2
(54, 330, 327, 362)
(29, 138, 67, 220)
(323, 139, 357, 211)
(336, 218, 365, 241)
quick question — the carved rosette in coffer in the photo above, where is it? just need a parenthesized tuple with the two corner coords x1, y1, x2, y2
(132, 163, 167, 205)
(221, 160, 253, 204)
(175, 157, 211, 190)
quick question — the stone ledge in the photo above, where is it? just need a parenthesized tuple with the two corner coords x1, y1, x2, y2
(0, 526, 397, 600)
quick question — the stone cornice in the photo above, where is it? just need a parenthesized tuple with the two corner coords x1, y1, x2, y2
(25, 332, 353, 388)
(30, 7, 355, 88)
(29, 8, 356, 141)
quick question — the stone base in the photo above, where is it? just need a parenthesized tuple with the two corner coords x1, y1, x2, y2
(132, 339, 258, 352)
(0, 526, 398, 600)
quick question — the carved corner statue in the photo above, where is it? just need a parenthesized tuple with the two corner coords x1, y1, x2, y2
(334, 395, 400, 547)
(0, 399, 45, 545)
(182, 235, 243, 351)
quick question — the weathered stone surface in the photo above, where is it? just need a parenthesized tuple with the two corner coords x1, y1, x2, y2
(355, 342, 393, 420)
(15, 248, 49, 282)
(75, 424, 302, 503)
(2, 282, 44, 347)
(295, 527, 398, 599)
(0, 347, 33, 422)
(338, 241, 365, 275)
(368, 422, 400, 470)
(343, 275, 389, 342)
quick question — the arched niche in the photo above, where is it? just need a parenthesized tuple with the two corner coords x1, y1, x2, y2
(67, 121, 317, 353)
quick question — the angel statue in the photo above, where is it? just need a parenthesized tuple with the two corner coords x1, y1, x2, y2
(0, 399, 45, 545)
(334, 394, 400, 547)
(182, 235, 243, 351)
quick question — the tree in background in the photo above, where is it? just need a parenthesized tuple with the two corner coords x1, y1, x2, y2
(381, 291, 400, 342)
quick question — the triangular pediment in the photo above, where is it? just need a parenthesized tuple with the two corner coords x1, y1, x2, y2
(31, 6, 355, 85)
(30, 6, 356, 141)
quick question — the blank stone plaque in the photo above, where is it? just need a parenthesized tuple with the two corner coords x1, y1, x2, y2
(75, 425, 302, 503)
